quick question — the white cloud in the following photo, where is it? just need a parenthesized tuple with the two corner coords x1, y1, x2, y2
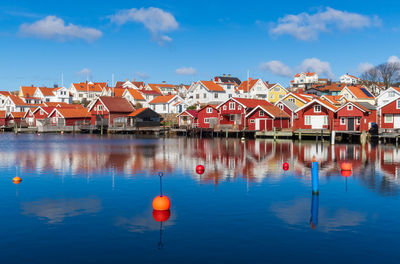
(135, 72, 150, 80)
(357, 62, 374, 73)
(388, 55, 400, 64)
(109, 7, 178, 44)
(19, 16, 102, 42)
(259, 60, 292, 77)
(77, 68, 92, 80)
(270, 7, 381, 40)
(298, 58, 335, 78)
(175, 67, 196, 75)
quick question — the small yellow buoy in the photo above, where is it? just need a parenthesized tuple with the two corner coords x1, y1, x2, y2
(13, 177, 22, 184)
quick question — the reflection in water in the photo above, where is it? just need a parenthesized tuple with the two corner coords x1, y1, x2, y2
(270, 198, 366, 232)
(21, 197, 102, 223)
(1, 135, 400, 196)
(115, 209, 175, 233)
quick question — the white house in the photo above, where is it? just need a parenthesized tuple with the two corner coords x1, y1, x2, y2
(69, 82, 106, 103)
(2, 95, 29, 114)
(375, 87, 400, 106)
(33, 87, 70, 103)
(290, 72, 319, 89)
(146, 83, 177, 96)
(115, 79, 144, 89)
(186, 80, 228, 105)
(340, 74, 360, 85)
(237, 78, 269, 99)
(149, 95, 187, 114)
(122, 89, 147, 107)
(0, 91, 11, 109)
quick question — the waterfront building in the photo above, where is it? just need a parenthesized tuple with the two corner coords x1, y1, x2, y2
(245, 105, 290, 131)
(293, 98, 337, 130)
(149, 95, 186, 114)
(177, 110, 198, 128)
(334, 101, 377, 131)
(88, 96, 135, 126)
(197, 105, 219, 129)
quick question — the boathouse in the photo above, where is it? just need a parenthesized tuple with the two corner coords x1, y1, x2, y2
(334, 102, 376, 131)
(197, 105, 219, 128)
(245, 105, 290, 131)
(293, 98, 337, 130)
(88, 96, 135, 127)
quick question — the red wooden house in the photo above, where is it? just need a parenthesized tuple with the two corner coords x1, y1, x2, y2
(293, 98, 337, 130)
(7, 112, 26, 127)
(246, 105, 290, 131)
(31, 106, 56, 127)
(334, 101, 376, 131)
(275, 100, 299, 127)
(378, 98, 400, 129)
(48, 108, 90, 126)
(177, 110, 198, 127)
(0, 111, 6, 126)
(217, 98, 271, 130)
(197, 105, 219, 128)
(88, 96, 135, 126)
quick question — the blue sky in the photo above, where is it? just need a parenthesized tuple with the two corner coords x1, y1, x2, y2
(0, 0, 399, 90)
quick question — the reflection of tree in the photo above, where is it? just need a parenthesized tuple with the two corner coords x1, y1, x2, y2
(21, 197, 101, 224)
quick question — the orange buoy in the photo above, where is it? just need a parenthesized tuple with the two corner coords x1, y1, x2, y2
(12, 177, 22, 184)
(341, 170, 352, 177)
(283, 162, 289, 171)
(153, 210, 171, 222)
(341, 162, 352, 171)
(152, 195, 171, 211)
(196, 165, 205, 175)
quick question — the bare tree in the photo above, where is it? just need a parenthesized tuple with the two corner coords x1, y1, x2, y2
(376, 62, 400, 89)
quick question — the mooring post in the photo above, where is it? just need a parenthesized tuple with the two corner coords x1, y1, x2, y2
(321, 129, 324, 143)
(299, 128, 302, 141)
(331, 130, 335, 145)
(311, 160, 319, 194)
(273, 127, 276, 141)
(310, 193, 319, 229)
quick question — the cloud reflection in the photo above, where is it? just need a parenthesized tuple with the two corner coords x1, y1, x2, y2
(115, 209, 175, 233)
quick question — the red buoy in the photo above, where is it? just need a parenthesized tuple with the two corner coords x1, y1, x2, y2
(283, 162, 289, 171)
(153, 210, 171, 222)
(341, 170, 352, 177)
(196, 165, 205, 175)
(12, 177, 22, 184)
(152, 195, 171, 211)
(341, 162, 352, 171)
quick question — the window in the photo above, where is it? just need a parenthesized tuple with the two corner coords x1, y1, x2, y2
(389, 91, 395, 97)
(46, 98, 50, 102)
(271, 94, 274, 100)
(279, 94, 284, 99)
(347, 105, 353, 110)
(203, 94, 207, 99)
(230, 115, 235, 121)
(397, 100, 400, 109)
(288, 98, 295, 103)
(40, 110, 43, 115)
(214, 93, 218, 99)
(385, 114, 393, 123)
(196, 94, 200, 99)
(238, 105, 242, 110)
(340, 117, 345, 125)
(305, 116, 311, 125)
(274, 86, 280, 92)
(229, 94, 232, 98)
(98, 105, 103, 111)
(229, 102, 235, 110)
(356, 117, 361, 125)
(278, 104, 283, 110)
(250, 120, 255, 123)
(314, 105, 321, 113)
(163, 105, 166, 111)
(223, 105, 227, 110)
(259, 111, 264, 116)
(227, 85, 231, 89)
(204, 118, 210, 123)
(206, 107, 212, 113)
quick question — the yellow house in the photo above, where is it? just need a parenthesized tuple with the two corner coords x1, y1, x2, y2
(278, 92, 313, 108)
(267, 83, 288, 103)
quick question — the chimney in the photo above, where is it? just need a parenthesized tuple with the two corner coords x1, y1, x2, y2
(162, 81, 166, 84)
(228, 74, 231, 77)
(54, 84, 58, 88)
(126, 78, 129, 82)
(249, 77, 253, 82)
(223, 74, 226, 77)
(132, 78, 135, 82)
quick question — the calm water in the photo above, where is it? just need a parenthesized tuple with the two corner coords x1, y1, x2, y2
(0, 134, 399, 263)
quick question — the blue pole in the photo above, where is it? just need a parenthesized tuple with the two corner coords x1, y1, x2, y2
(311, 161, 319, 194)
(310, 193, 319, 229)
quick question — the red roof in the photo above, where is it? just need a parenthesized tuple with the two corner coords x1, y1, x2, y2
(125, 89, 146, 101)
(38, 87, 57, 96)
(346, 85, 374, 99)
(20, 86, 37, 97)
(8, 95, 26, 105)
(294, 72, 316, 77)
(55, 108, 90, 118)
(97, 97, 135, 113)
(149, 95, 176, 104)
(238, 79, 260, 92)
(259, 105, 290, 118)
(0, 91, 11, 97)
(233, 98, 271, 108)
(72, 82, 103, 92)
(138, 89, 162, 95)
(128, 108, 147, 117)
(185, 110, 198, 118)
(200, 81, 225, 92)
(11, 112, 26, 118)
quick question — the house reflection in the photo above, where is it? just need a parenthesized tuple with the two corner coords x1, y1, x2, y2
(1, 137, 400, 195)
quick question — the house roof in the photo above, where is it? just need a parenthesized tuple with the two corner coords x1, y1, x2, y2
(72, 82, 103, 92)
(199, 81, 225, 92)
(10, 112, 26, 118)
(294, 72, 316, 77)
(276, 100, 298, 111)
(149, 95, 177, 104)
(139, 89, 162, 95)
(321, 95, 343, 105)
(124, 89, 146, 101)
(313, 83, 346, 92)
(221, 98, 271, 109)
(8, 95, 26, 105)
(345, 85, 375, 99)
(180, 110, 198, 118)
(33, 106, 56, 115)
(38, 87, 56, 96)
(238, 79, 260, 92)
(355, 102, 376, 110)
(0, 91, 11, 97)
(246, 105, 290, 118)
(97, 96, 135, 112)
(215, 76, 241, 85)
(294, 98, 338, 113)
(55, 108, 90, 118)
(128, 108, 148, 117)
(20, 86, 37, 97)
(0, 111, 5, 118)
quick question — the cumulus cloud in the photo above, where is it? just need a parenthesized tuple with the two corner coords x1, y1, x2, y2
(388, 55, 400, 64)
(19, 16, 102, 42)
(77, 68, 92, 80)
(259, 60, 292, 77)
(357, 62, 374, 73)
(135, 72, 150, 80)
(270, 7, 381, 40)
(175, 67, 196, 75)
(109, 7, 178, 44)
(298, 58, 335, 78)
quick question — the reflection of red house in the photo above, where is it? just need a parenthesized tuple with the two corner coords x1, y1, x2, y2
(217, 98, 271, 129)
(198, 105, 219, 128)
(294, 99, 337, 130)
(88, 97, 135, 126)
(177, 110, 198, 127)
(334, 102, 377, 131)
(246, 105, 290, 131)
(378, 98, 400, 129)
(0, 111, 6, 126)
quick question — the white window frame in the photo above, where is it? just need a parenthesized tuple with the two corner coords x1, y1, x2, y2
(356, 117, 361, 125)
(314, 105, 321, 113)
(305, 116, 311, 125)
(204, 118, 210, 123)
(397, 100, 400, 109)
(229, 102, 235, 110)
(223, 105, 227, 110)
(340, 117, 346, 125)
(288, 98, 295, 103)
(385, 114, 393, 123)
(278, 104, 283, 110)
(206, 107, 212, 113)
(238, 105, 242, 110)
(259, 111, 264, 116)
(250, 120, 255, 123)
(347, 105, 353, 111)
(230, 115, 235, 121)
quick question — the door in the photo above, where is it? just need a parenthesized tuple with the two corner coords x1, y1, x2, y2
(311, 116, 324, 129)
(347, 117, 355, 131)
(266, 119, 273, 131)
(255, 119, 260, 130)
(394, 115, 400, 128)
